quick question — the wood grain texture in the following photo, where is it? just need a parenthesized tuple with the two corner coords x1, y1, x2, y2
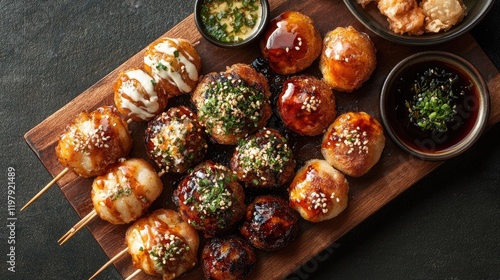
(24, 0, 500, 279)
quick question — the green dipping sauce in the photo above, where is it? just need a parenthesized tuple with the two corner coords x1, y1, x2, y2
(200, 0, 262, 43)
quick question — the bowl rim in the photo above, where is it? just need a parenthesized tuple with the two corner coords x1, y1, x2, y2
(343, 0, 495, 46)
(194, 0, 270, 48)
(379, 51, 490, 161)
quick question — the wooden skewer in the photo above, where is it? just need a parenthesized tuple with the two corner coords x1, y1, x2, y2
(124, 269, 142, 280)
(21, 167, 71, 211)
(88, 247, 129, 280)
(59, 167, 165, 244)
(58, 210, 98, 245)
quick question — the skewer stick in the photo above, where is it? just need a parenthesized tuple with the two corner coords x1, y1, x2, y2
(88, 247, 129, 280)
(21, 167, 71, 211)
(124, 269, 142, 280)
(58, 210, 98, 245)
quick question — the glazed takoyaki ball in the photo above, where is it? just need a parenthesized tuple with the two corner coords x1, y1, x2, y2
(321, 112, 385, 177)
(260, 11, 322, 75)
(144, 37, 202, 97)
(202, 235, 257, 280)
(173, 161, 246, 237)
(145, 106, 207, 174)
(126, 209, 199, 280)
(55, 106, 132, 178)
(230, 128, 295, 188)
(319, 26, 377, 92)
(191, 63, 272, 145)
(91, 158, 163, 225)
(240, 195, 299, 251)
(113, 68, 168, 122)
(289, 159, 349, 222)
(277, 75, 337, 136)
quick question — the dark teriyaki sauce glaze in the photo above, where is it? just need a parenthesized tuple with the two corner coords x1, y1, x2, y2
(388, 60, 479, 153)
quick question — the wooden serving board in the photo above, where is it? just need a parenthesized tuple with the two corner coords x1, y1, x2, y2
(24, 0, 500, 279)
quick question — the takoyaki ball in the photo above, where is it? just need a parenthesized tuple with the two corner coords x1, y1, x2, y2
(230, 128, 295, 188)
(202, 235, 257, 280)
(55, 106, 132, 178)
(192, 63, 272, 145)
(113, 68, 168, 122)
(289, 159, 349, 222)
(321, 112, 385, 177)
(240, 195, 299, 251)
(144, 37, 201, 97)
(145, 106, 207, 174)
(174, 161, 246, 237)
(91, 158, 163, 224)
(277, 75, 337, 136)
(260, 11, 322, 75)
(319, 26, 377, 92)
(126, 209, 199, 280)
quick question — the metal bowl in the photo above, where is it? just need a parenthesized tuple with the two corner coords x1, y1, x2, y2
(380, 51, 490, 160)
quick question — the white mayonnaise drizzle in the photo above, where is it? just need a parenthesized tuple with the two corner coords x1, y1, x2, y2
(119, 69, 159, 120)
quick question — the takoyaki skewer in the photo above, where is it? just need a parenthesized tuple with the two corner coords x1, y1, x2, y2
(58, 158, 163, 245)
(21, 106, 133, 211)
(89, 209, 199, 280)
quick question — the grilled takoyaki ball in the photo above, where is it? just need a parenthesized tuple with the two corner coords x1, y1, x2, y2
(191, 63, 272, 145)
(230, 128, 295, 188)
(202, 235, 257, 280)
(126, 209, 199, 280)
(240, 195, 299, 251)
(321, 112, 385, 177)
(91, 158, 163, 224)
(144, 37, 202, 97)
(113, 68, 169, 122)
(288, 159, 349, 222)
(277, 75, 337, 136)
(55, 106, 132, 178)
(173, 161, 246, 237)
(319, 26, 377, 92)
(145, 106, 207, 174)
(260, 11, 322, 75)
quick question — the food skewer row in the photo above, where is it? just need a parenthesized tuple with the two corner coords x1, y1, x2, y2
(59, 105, 207, 245)
(21, 37, 202, 211)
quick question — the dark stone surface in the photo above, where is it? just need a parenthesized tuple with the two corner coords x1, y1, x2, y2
(1, 1, 498, 279)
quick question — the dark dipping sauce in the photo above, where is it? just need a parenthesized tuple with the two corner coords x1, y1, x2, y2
(387, 60, 479, 153)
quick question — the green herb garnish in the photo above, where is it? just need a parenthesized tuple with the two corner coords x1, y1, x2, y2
(405, 67, 462, 132)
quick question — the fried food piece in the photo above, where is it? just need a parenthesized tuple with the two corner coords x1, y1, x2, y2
(240, 195, 299, 251)
(145, 106, 207, 174)
(321, 112, 385, 177)
(289, 159, 349, 222)
(192, 63, 272, 145)
(277, 75, 337, 135)
(126, 209, 199, 280)
(230, 128, 295, 188)
(55, 106, 132, 178)
(202, 235, 256, 280)
(377, 0, 425, 35)
(420, 0, 467, 33)
(260, 11, 322, 75)
(91, 158, 163, 224)
(319, 26, 377, 92)
(113, 68, 168, 122)
(174, 161, 246, 237)
(144, 37, 201, 97)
